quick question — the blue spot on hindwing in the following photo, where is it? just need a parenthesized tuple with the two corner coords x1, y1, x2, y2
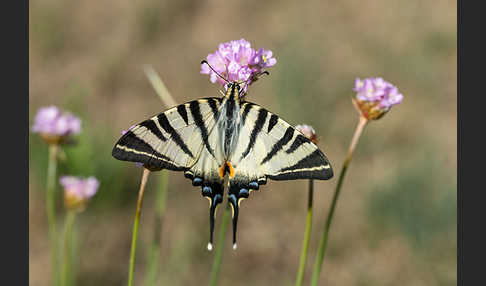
(202, 186, 212, 197)
(239, 188, 249, 198)
(193, 177, 203, 186)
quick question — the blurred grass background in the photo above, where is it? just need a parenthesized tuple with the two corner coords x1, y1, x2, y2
(29, 0, 456, 285)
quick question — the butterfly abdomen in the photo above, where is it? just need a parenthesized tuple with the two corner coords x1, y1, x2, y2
(219, 93, 242, 160)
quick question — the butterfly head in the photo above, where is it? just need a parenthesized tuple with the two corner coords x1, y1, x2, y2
(224, 81, 245, 101)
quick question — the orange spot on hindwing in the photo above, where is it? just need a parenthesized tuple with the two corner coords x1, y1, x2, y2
(219, 164, 225, 179)
(227, 162, 235, 178)
(219, 161, 235, 179)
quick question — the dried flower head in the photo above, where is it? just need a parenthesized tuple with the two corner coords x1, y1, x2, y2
(32, 106, 81, 144)
(352, 77, 403, 120)
(200, 38, 276, 92)
(60, 176, 99, 211)
(295, 124, 318, 144)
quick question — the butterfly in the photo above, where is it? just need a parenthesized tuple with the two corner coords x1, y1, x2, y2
(112, 65, 333, 250)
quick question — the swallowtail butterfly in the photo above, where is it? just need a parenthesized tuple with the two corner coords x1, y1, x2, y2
(112, 70, 333, 250)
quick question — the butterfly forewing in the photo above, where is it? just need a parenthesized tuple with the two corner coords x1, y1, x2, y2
(230, 101, 333, 183)
(112, 97, 225, 172)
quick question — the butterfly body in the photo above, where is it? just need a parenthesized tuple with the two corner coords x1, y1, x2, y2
(112, 82, 333, 249)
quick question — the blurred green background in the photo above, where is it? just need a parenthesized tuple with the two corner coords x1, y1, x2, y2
(29, 0, 456, 285)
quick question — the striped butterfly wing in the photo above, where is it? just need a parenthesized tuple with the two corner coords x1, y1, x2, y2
(230, 101, 333, 184)
(112, 97, 228, 249)
(112, 97, 225, 173)
(226, 101, 333, 248)
(112, 86, 334, 250)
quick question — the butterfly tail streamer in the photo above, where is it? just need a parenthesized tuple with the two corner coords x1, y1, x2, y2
(200, 181, 224, 250)
(228, 192, 239, 250)
(228, 181, 251, 249)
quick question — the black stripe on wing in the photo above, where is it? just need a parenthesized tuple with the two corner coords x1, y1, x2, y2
(157, 113, 195, 159)
(267, 149, 333, 180)
(139, 119, 167, 142)
(177, 104, 189, 125)
(207, 98, 220, 120)
(189, 100, 216, 157)
(285, 134, 308, 154)
(112, 130, 185, 171)
(260, 126, 294, 164)
(241, 102, 254, 126)
(240, 108, 268, 159)
(267, 114, 279, 133)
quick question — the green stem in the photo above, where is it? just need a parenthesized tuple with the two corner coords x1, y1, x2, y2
(61, 210, 76, 286)
(144, 171, 168, 286)
(46, 144, 59, 286)
(128, 168, 151, 286)
(143, 66, 174, 286)
(310, 116, 368, 286)
(209, 204, 231, 286)
(295, 179, 314, 286)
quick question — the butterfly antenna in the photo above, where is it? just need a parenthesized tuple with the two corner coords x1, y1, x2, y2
(246, 70, 270, 84)
(256, 70, 270, 79)
(241, 70, 270, 96)
(201, 60, 230, 84)
(242, 78, 251, 94)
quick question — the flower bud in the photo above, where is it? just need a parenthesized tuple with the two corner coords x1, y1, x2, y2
(295, 124, 319, 144)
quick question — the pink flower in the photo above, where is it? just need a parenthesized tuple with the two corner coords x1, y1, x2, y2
(353, 77, 403, 120)
(60, 176, 99, 211)
(201, 39, 276, 92)
(295, 124, 318, 144)
(32, 106, 81, 144)
(251, 48, 277, 69)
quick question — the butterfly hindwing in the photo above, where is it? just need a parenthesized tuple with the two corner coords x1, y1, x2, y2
(225, 100, 333, 249)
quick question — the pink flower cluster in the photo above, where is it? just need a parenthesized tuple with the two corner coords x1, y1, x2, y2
(32, 106, 81, 143)
(354, 78, 403, 109)
(353, 77, 403, 120)
(60, 176, 99, 211)
(200, 39, 276, 89)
